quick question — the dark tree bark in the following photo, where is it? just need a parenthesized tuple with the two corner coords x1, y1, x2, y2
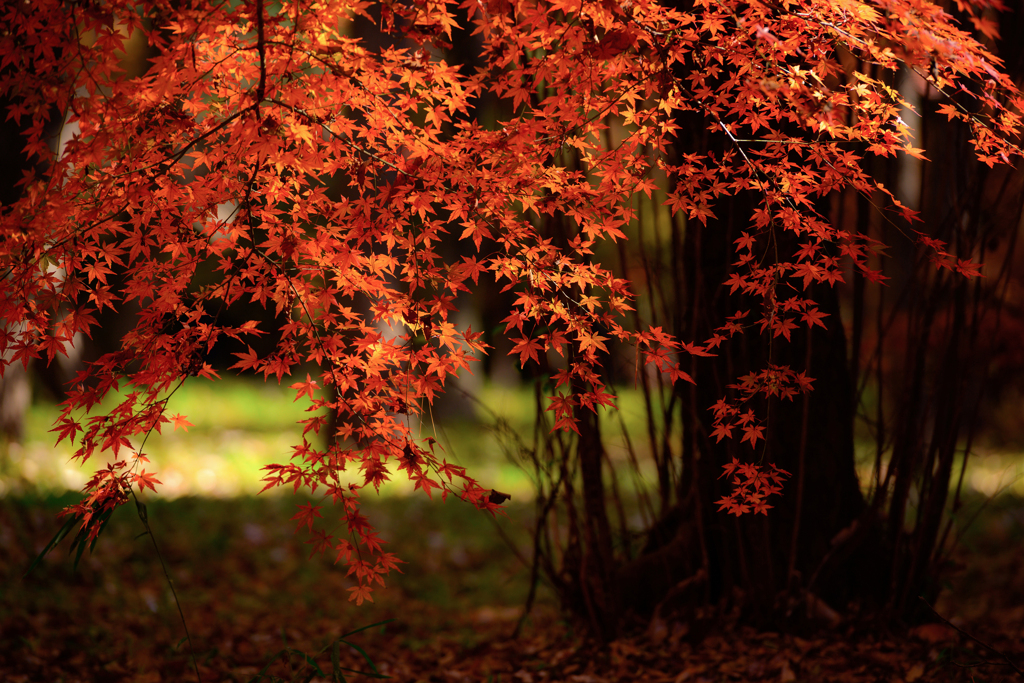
(676, 212, 882, 619)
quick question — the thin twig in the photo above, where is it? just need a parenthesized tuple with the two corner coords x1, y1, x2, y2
(919, 597, 1023, 675)
(134, 497, 202, 683)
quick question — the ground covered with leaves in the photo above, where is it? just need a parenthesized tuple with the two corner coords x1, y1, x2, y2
(1, 491, 1022, 683)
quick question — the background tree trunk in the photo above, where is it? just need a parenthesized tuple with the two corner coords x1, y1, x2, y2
(676, 211, 880, 620)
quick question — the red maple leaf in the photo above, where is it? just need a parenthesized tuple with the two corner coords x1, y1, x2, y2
(135, 470, 162, 494)
(291, 502, 323, 533)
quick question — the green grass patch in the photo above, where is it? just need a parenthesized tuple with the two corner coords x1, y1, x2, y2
(3, 375, 1021, 507)
(1, 376, 669, 503)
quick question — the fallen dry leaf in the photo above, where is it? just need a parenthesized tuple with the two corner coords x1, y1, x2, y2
(905, 661, 926, 681)
(672, 663, 708, 682)
(909, 623, 957, 645)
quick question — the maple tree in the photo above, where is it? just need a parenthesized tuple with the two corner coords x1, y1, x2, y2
(1, 0, 1022, 634)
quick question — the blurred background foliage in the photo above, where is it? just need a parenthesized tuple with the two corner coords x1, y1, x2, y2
(2, 376, 1022, 503)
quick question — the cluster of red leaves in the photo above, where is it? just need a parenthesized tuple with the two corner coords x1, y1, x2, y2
(708, 361, 808, 514)
(0, 0, 1021, 600)
(715, 364, 816, 436)
(716, 456, 792, 516)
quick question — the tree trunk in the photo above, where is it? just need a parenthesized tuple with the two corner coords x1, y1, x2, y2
(678, 214, 882, 620)
(605, 182, 886, 631)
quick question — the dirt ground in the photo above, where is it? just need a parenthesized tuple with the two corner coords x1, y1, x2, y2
(1, 492, 1021, 683)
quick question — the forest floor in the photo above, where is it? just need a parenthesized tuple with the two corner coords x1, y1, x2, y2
(1, 489, 1022, 683)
